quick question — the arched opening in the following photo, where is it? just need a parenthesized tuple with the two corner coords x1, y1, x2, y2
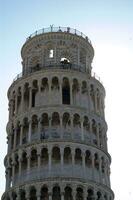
(41, 148, 48, 166)
(90, 84, 95, 110)
(75, 148, 82, 165)
(41, 78, 49, 92)
(63, 113, 70, 128)
(101, 157, 105, 173)
(16, 121, 21, 147)
(40, 113, 49, 139)
(12, 192, 17, 200)
(41, 186, 48, 200)
(85, 150, 92, 167)
(51, 77, 59, 90)
(17, 87, 21, 113)
(76, 187, 83, 200)
(14, 154, 19, 175)
(31, 115, 38, 141)
(62, 78, 70, 105)
(83, 116, 90, 132)
(30, 186, 37, 200)
(24, 83, 29, 110)
(96, 89, 100, 111)
(64, 147, 72, 164)
(22, 118, 28, 144)
(81, 81, 87, 94)
(30, 149, 38, 168)
(94, 153, 99, 170)
(21, 152, 27, 171)
(52, 186, 61, 200)
(64, 186, 73, 200)
(20, 189, 26, 200)
(52, 147, 60, 164)
(32, 80, 38, 107)
(87, 189, 94, 200)
(52, 112, 60, 126)
(97, 191, 102, 200)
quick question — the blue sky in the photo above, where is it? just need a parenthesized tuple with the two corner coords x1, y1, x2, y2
(0, 0, 133, 199)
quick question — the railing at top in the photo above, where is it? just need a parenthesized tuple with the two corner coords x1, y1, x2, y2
(26, 26, 91, 44)
(12, 64, 102, 85)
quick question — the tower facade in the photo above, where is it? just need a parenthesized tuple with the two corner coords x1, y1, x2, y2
(2, 27, 114, 200)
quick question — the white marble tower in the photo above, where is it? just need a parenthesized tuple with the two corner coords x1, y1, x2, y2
(2, 26, 114, 200)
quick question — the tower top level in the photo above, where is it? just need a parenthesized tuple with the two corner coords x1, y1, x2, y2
(21, 26, 94, 76)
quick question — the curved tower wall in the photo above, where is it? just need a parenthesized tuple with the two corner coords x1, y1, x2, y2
(2, 27, 114, 200)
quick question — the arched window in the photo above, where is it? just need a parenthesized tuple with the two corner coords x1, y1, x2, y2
(21, 152, 27, 171)
(52, 186, 61, 200)
(30, 186, 37, 200)
(52, 147, 60, 164)
(20, 190, 26, 200)
(62, 78, 70, 105)
(75, 148, 82, 165)
(76, 187, 83, 200)
(64, 187, 73, 200)
(41, 148, 48, 165)
(64, 147, 72, 164)
(41, 186, 48, 200)
(30, 149, 38, 168)
(85, 150, 92, 167)
(87, 189, 94, 200)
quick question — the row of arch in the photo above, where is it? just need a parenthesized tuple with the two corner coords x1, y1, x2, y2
(3, 183, 113, 200)
(8, 112, 107, 152)
(5, 144, 110, 188)
(9, 76, 104, 119)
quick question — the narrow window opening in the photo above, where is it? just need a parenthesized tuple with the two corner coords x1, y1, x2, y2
(49, 49, 54, 58)
(32, 91, 36, 107)
(62, 86, 70, 105)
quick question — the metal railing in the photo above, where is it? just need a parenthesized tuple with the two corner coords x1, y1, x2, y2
(12, 64, 102, 85)
(26, 26, 91, 44)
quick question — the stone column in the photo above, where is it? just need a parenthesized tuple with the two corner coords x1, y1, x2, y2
(72, 149, 75, 176)
(60, 115, 63, 139)
(61, 192, 64, 200)
(83, 187, 88, 200)
(60, 148, 64, 172)
(9, 99, 14, 119)
(77, 46, 80, 66)
(12, 159, 15, 185)
(13, 127, 17, 150)
(38, 118, 41, 140)
(20, 124, 23, 146)
(72, 186, 77, 200)
(94, 89, 97, 112)
(37, 148, 41, 170)
(28, 120, 32, 142)
(21, 86, 24, 112)
(81, 118, 84, 141)
(48, 148, 52, 173)
(88, 84, 91, 112)
(29, 86, 32, 109)
(18, 152, 22, 177)
(48, 192, 52, 200)
(36, 185, 41, 200)
(49, 117, 52, 139)
(25, 187, 30, 200)
(96, 125, 100, 147)
(91, 152, 95, 180)
(15, 93, 18, 115)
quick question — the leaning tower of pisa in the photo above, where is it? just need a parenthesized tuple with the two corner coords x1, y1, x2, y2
(2, 26, 114, 200)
